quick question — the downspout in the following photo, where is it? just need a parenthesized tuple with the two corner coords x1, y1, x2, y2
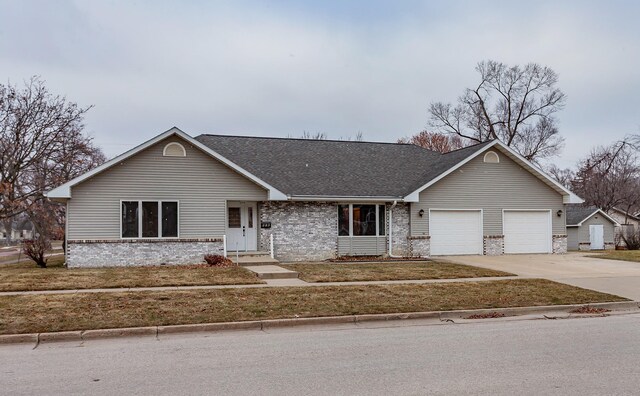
(388, 200, 402, 258)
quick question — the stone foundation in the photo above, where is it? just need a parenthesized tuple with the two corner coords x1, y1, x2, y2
(578, 242, 591, 251)
(605, 242, 615, 250)
(390, 203, 411, 256)
(408, 236, 430, 257)
(67, 238, 224, 268)
(258, 201, 338, 262)
(552, 235, 568, 254)
(483, 235, 504, 256)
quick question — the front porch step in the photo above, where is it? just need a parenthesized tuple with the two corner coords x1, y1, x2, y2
(233, 256, 281, 266)
(243, 265, 299, 280)
(234, 251, 272, 258)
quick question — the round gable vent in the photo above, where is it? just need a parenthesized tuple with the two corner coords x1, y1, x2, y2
(163, 142, 186, 157)
(483, 151, 499, 163)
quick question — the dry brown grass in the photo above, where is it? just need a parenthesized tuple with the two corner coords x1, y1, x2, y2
(281, 261, 513, 282)
(589, 250, 640, 263)
(0, 259, 263, 292)
(0, 279, 626, 334)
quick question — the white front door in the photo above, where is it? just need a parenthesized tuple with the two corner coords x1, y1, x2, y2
(227, 202, 257, 252)
(590, 224, 604, 250)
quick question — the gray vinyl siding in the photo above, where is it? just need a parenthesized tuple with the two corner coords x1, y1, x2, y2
(67, 136, 268, 239)
(411, 148, 566, 236)
(337, 236, 387, 256)
(577, 215, 615, 244)
(567, 227, 579, 250)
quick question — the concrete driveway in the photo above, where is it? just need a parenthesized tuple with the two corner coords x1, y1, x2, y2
(442, 252, 640, 301)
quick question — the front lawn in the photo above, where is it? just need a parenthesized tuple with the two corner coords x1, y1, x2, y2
(589, 250, 640, 263)
(0, 279, 626, 334)
(281, 261, 513, 282)
(0, 258, 263, 292)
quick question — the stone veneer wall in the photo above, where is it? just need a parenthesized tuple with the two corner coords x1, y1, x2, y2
(483, 235, 504, 256)
(259, 201, 338, 262)
(408, 236, 430, 257)
(390, 203, 411, 256)
(553, 235, 568, 254)
(67, 238, 224, 268)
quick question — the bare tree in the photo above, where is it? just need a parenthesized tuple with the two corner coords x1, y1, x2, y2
(299, 131, 327, 140)
(571, 137, 640, 213)
(546, 165, 575, 189)
(397, 131, 465, 153)
(429, 60, 566, 162)
(0, 76, 105, 245)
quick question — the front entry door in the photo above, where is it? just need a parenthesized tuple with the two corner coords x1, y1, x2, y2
(227, 202, 257, 252)
(589, 224, 604, 250)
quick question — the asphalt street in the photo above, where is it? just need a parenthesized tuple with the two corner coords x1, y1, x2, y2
(2, 314, 640, 395)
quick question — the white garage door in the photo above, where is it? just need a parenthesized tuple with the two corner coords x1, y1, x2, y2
(503, 211, 551, 254)
(430, 210, 483, 255)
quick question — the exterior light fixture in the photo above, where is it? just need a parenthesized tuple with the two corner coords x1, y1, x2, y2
(418, 209, 425, 217)
(557, 210, 563, 217)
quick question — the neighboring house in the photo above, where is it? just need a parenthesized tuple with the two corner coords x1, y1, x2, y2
(0, 216, 34, 243)
(566, 206, 618, 251)
(607, 207, 640, 247)
(46, 127, 583, 268)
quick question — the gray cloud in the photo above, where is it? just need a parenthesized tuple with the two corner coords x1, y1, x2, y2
(1, 0, 638, 168)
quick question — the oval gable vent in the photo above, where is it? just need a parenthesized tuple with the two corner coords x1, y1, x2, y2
(483, 151, 499, 163)
(163, 142, 186, 157)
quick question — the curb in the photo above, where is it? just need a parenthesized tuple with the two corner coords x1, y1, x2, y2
(2, 301, 638, 346)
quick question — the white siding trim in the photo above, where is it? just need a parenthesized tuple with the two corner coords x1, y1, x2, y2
(47, 127, 287, 201)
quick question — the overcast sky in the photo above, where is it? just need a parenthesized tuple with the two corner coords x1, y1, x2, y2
(1, 0, 639, 168)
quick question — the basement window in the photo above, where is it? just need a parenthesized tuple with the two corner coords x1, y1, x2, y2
(121, 200, 179, 238)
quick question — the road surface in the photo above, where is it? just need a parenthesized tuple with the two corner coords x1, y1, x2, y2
(2, 314, 640, 395)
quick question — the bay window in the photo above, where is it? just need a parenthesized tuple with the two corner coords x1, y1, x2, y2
(121, 200, 179, 238)
(338, 204, 386, 237)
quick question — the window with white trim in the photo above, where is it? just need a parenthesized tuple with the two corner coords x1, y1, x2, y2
(121, 201, 179, 238)
(337, 204, 386, 236)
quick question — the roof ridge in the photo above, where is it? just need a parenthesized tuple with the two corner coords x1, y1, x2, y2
(196, 133, 416, 146)
(442, 139, 495, 154)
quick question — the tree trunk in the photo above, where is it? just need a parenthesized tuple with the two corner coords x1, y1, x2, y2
(2, 219, 12, 246)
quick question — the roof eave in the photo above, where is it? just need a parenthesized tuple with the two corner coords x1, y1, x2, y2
(45, 127, 288, 201)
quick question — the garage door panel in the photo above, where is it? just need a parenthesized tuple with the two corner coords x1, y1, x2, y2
(430, 210, 482, 255)
(503, 211, 551, 254)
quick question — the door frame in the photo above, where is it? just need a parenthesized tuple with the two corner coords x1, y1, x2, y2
(226, 201, 258, 252)
(589, 224, 605, 250)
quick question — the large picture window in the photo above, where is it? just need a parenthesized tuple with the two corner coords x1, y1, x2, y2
(338, 204, 386, 237)
(122, 200, 179, 238)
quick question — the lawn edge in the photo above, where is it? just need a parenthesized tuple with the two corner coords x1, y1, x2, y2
(2, 300, 637, 345)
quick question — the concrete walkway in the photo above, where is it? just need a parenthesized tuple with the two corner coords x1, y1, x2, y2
(441, 252, 640, 301)
(0, 275, 522, 296)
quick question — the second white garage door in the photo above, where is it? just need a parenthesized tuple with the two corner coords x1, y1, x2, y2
(430, 210, 483, 255)
(503, 210, 551, 254)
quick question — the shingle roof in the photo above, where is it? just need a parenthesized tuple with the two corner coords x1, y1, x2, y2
(566, 205, 600, 226)
(195, 134, 494, 198)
